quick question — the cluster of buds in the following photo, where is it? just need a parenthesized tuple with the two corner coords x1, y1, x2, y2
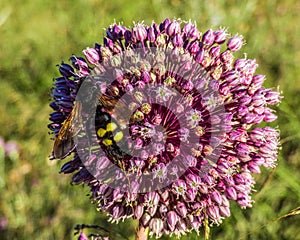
(49, 18, 281, 238)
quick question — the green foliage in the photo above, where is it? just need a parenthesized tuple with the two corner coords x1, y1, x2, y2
(0, 0, 299, 239)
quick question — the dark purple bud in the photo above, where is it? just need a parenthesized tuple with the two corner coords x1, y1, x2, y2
(159, 18, 171, 32)
(112, 205, 124, 220)
(106, 26, 116, 41)
(176, 219, 188, 233)
(104, 37, 114, 48)
(149, 218, 164, 238)
(195, 47, 205, 64)
(188, 41, 200, 54)
(113, 188, 124, 201)
(159, 204, 168, 217)
(251, 94, 266, 107)
(148, 205, 158, 216)
(239, 95, 252, 105)
(219, 205, 231, 217)
(147, 26, 156, 42)
(184, 188, 196, 202)
(70, 56, 86, 70)
(264, 111, 277, 122)
(237, 143, 250, 158)
(113, 24, 127, 39)
(124, 30, 132, 42)
(182, 22, 199, 40)
(234, 58, 247, 71)
(176, 202, 187, 217)
(76, 58, 90, 76)
(252, 74, 265, 88)
(229, 129, 247, 141)
(53, 76, 68, 85)
(206, 205, 221, 223)
(167, 211, 178, 231)
(166, 20, 181, 36)
(160, 190, 169, 202)
(145, 191, 160, 205)
(227, 35, 244, 52)
(172, 34, 183, 47)
(141, 213, 151, 226)
(265, 90, 281, 105)
(220, 50, 234, 63)
(133, 23, 147, 42)
(209, 45, 221, 59)
(222, 195, 230, 207)
(202, 29, 215, 46)
(71, 169, 92, 184)
(214, 29, 227, 44)
(60, 160, 80, 174)
(211, 190, 223, 205)
(134, 205, 144, 220)
(235, 173, 247, 185)
(59, 63, 75, 77)
(48, 123, 61, 133)
(249, 128, 264, 142)
(248, 161, 261, 173)
(83, 47, 99, 65)
(198, 184, 208, 194)
(49, 112, 64, 123)
(225, 187, 237, 200)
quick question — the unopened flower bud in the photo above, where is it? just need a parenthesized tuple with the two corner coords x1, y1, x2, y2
(214, 29, 227, 44)
(202, 29, 215, 46)
(227, 35, 244, 52)
(166, 20, 181, 36)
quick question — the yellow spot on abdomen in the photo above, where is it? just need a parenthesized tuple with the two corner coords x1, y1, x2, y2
(113, 131, 124, 142)
(106, 122, 118, 132)
(97, 128, 106, 137)
(103, 139, 113, 146)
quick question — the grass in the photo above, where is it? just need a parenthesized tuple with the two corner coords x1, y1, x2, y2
(0, 0, 299, 239)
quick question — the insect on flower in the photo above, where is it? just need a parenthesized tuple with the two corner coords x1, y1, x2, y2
(52, 100, 82, 159)
(52, 75, 129, 161)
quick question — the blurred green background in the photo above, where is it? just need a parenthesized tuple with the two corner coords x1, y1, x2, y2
(0, 0, 299, 239)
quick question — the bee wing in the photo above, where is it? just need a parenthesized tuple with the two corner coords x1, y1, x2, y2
(53, 102, 82, 159)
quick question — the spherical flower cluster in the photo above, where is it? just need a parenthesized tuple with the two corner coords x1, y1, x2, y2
(49, 18, 282, 238)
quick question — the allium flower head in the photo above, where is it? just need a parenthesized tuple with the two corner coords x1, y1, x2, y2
(49, 18, 282, 238)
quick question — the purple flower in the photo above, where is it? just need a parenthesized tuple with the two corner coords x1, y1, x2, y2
(49, 18, 282, 239)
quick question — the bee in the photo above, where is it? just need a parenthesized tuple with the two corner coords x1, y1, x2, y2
(52, 76, 129, 160)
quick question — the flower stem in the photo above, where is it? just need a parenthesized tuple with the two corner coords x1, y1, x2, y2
(136, 225, 149, 240)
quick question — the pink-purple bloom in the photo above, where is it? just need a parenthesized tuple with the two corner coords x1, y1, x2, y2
(49, 18, 282, 238)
